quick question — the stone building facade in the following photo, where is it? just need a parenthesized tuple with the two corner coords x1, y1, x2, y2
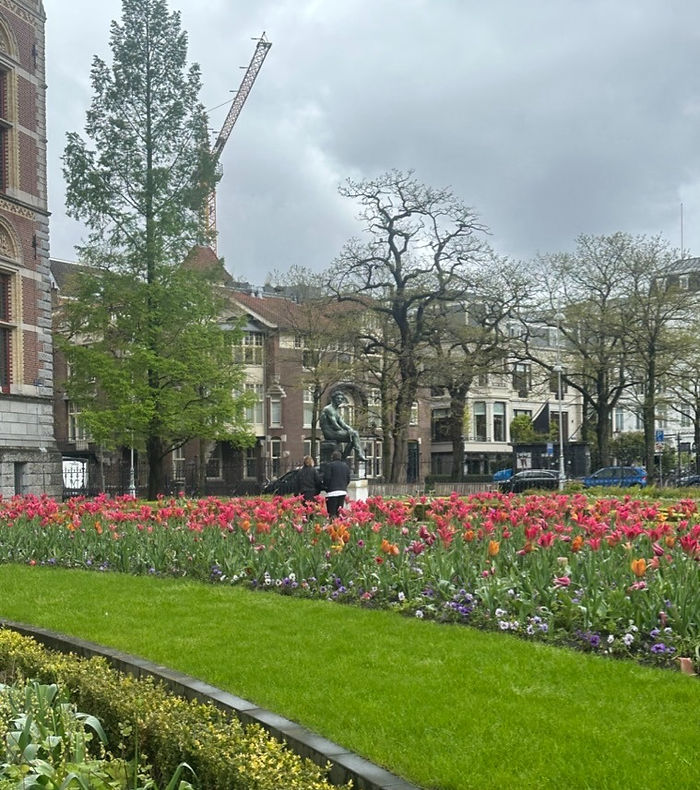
(0, 0, 60, 496)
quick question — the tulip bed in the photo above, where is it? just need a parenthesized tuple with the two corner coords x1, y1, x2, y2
(0, 490, 698, 671)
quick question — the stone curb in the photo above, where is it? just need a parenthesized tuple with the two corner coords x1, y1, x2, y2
(0, 620, 421, 790)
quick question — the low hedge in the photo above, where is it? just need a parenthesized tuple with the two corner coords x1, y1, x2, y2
(0, 629, 350, 790)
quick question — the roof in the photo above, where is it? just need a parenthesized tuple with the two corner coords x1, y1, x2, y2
(182, 245, 236, 287)
(229, 289, 363, 333)
(667, 257, 700, 275)
(49, 258, 90, 291)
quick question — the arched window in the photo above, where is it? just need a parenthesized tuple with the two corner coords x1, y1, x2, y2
(0, 15, 19, 194)
(0, 220, 21, 393)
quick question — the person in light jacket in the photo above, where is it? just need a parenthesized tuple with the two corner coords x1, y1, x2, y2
(322, 450, 351, 518)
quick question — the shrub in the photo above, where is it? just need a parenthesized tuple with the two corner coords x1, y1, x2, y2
(0, 630, 349, 790)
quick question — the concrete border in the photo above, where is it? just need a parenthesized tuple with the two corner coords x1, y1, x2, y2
(0, 619, 420, 790)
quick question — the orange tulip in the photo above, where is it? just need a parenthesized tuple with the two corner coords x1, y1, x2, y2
(631, 558, 647, 577)
(488, 540, 500, 557)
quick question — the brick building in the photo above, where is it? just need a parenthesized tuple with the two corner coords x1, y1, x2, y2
(0, 0, 60, 496)
(51, 248, 433, 495)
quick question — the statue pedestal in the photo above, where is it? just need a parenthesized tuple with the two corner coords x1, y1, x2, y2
(320, 440, 340, 464)
(347, 478, 368, 502)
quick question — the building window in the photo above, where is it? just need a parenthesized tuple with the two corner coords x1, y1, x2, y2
(493, 402, 506, 442)
(245, 446, 258, 479)
(614, 407, 625, 433)
(549, 369, 567, 398)
(512, 363, 531, 396)
(234, 331, 263, 365)
(477, 372, 488, 387)
(474, 401, 487, 441)
(409, 401, 419, 426)
(67, 402, 90, 442)
(206, 443, 223, 479)
(367, 388, 382, 426)
(431, 407, 451, 442)
(303, 386, 315, 428)
(513, 408, 532, 418)
(0, 68, 11, 193)
(172, 446, 185, 481)
(0, 270, 12, 392)
(270, 438, 281, 478)
(657, 407, 667, 429)
(338, 394, 355, 427)
(634, 411, 643, 430)
(303, 438, 320, 461)
(363, 439, 383, 478)
(270, 398, 282, 427)
(680, 410, 692, 428)
(244, 383, 263, 424)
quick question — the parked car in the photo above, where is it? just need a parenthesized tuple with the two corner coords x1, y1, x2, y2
(677, 474, 700, 487)
(500, 469, 560, 493)
(582, 466, 647, 488)
(261, 468, 301, 495)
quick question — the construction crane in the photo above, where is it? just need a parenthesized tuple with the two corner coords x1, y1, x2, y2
(206, 33, 272, 252)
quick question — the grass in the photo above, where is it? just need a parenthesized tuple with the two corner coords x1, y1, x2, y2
(0, 564, 698, 790)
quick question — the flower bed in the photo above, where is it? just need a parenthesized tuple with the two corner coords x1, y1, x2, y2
(0, 491, 698, 670)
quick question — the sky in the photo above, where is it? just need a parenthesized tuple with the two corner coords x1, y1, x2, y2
(44, 0, 700, 285)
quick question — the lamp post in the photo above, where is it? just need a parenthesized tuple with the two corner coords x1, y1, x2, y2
(128, 433, 136, 498)
(554, 363, 566, 490)
(554, 309, 566, 491)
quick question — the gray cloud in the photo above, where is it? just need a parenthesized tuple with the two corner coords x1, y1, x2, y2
(45, 0, 700, 282)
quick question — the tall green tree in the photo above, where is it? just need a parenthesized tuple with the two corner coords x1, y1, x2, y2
(61, 0, 251, 496)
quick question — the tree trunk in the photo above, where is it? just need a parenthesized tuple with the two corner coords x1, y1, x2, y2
(147, 435, 167, 500)
(643, 355, 657, 482)
(449, 391, 467, 480)
(390, 380, 415, 483)
(595, 402, 612, 469)
(197, 439, 213, 496)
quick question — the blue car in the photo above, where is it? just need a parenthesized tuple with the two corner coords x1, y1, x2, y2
(582, 466, 647, 488)
(492, 468, 514, 483)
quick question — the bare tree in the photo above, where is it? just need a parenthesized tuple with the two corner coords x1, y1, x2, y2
(426, 257, 528, 478)
(667, 324, 700, 475)
(521, 234, 639, 468)
(327, 170, 488, 482)
(617, 239, 696, 478)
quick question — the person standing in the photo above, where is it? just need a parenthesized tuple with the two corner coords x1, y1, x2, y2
(296, 455, 322, 501)
(322, 450, 351, 518)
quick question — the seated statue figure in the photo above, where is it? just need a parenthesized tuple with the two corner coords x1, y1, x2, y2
(319, 391, 366, 461)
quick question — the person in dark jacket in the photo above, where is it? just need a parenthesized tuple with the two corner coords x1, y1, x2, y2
(296, 455, 322, 501)
(321, 450, 351, 518)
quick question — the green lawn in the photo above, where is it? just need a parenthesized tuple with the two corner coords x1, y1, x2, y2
(0, 564, 698, 790)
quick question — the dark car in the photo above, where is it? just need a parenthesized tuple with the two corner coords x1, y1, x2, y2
(582, 466, 647, 488)
(261, 468, 301, 495)
(500, 469, 560, 493)
(678, 474, 700, 487)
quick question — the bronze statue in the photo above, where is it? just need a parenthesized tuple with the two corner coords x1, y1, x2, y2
(320, 391, 366, 461)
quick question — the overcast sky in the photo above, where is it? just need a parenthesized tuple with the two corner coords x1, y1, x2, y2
(44, 0, 700, 284)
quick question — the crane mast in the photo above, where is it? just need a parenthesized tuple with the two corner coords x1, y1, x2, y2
(207, 34, 272, 252)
